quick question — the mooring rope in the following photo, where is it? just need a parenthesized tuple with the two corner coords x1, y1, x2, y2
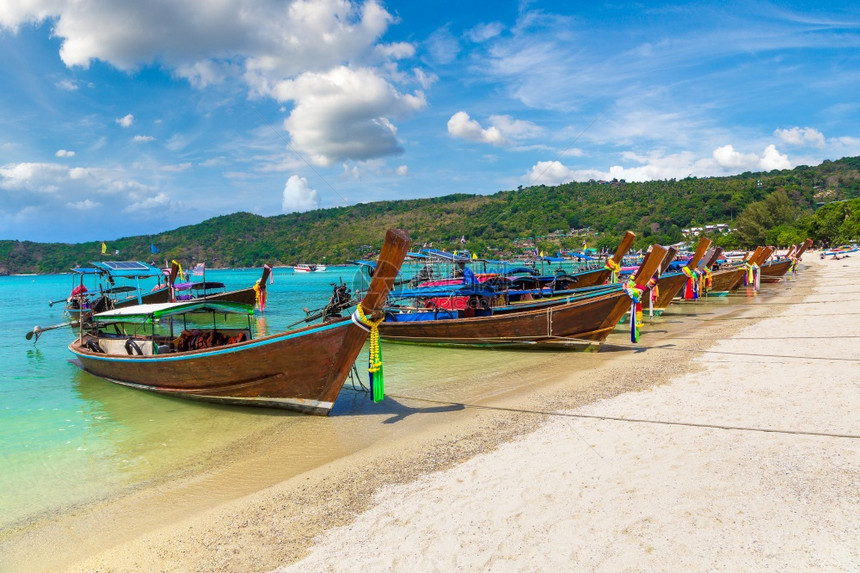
(380, 393, 860, 440)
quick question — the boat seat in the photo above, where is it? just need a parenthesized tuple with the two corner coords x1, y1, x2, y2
(98, 338, 155, 356)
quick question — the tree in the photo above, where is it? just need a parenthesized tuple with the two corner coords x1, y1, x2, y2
(734, 190, 799, 246)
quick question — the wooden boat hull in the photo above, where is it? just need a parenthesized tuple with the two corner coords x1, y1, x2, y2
(759, 259, 792, 281)
(69, 229, 412, 415)
(379, 288, 637, 349)
(652, 272, 688, 311)
(708, 267, 747, 294)
(70, 319, 366, 414)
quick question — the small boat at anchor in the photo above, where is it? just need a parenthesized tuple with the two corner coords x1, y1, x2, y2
(293, 264, 327, 273)
(68, 229, 411, 415)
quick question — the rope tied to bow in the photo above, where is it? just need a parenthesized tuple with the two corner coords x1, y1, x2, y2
(352, 303, 386, 402)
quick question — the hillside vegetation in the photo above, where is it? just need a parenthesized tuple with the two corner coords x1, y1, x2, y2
(2, 156, 859, 274)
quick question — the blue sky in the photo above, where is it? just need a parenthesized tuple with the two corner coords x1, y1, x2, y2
(1, 1, 858, 243)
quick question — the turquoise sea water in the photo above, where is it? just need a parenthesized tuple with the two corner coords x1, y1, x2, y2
(0, 265, 387, 530)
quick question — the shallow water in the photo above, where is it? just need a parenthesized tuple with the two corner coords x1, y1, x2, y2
(0, 263, 777, 544)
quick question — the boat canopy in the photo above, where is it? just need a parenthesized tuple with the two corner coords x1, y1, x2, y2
(390, 284, 497, 299)
(70, 266, 102, 275)
(92, 301, 254, 324)
(90, 261, 163, 279)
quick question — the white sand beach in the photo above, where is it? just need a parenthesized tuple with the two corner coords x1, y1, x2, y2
(273, 253, 859, 572)
(27, 253, 858, 572)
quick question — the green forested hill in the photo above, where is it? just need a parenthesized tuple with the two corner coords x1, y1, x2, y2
(2, 156, 859, 274)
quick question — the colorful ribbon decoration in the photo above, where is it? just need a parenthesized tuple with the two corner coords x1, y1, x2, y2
(681, 266, 699, 300)
(789, 256, 798, 279)
(744, 262, 760, 291)
(604, 259, 621, 283)
(622, 279, 646, 343)
(647, 276, 659, 318)
(253, 280, 266, 312)
(352, 303, 386, 402)
(171, 260, 185, 282)
(701, 267, 712, 294)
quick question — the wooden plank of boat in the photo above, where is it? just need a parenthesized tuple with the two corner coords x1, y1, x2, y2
(556, 230, 636, 289)
(68, 229, 412, 415)
(761, 238, 812, 280)
(378, 244, 668, 349)
(652, 237, 712, 310)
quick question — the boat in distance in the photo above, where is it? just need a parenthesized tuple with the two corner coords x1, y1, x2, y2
(68, 229, 411, 415)
(377, 245, 668, 349)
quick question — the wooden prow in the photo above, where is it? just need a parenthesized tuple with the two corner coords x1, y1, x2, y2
(168, 261, 180, 286)
(610, 231, 636, 265)
(754, 246, 775, 265)
(633, 245, 669, 287)
(745, 247, 765, 264)
(260, 264, 272, 285)
(795, 238, 813, 260)
(685, 238, 712, 270)
(360, 229, 412, 312)
(706, 247, 724, 269)
(659, 246, 679, 273)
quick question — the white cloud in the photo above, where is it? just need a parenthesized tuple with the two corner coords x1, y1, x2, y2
(759, 144, 791, 170)
(467, 22, 505, 43)
(775, 126, 826, 148)
(123, 192, 171, 213)
(488, 114, 544, 140)
(282, 175, 319, 213)
(525, 142, 795, 186)
(56, 149, 76, 157)
(712, 145, 759, 169)
(133, 135, 155, 143)
(56, 79, 79, 91)
(448, 112, 507, 146)
(395, 165, 408, 176)
(116, 114, 134, 127)
(67, 199, 100, 210)
(524, 160, 577, 186)
(274, 66, 426, 166)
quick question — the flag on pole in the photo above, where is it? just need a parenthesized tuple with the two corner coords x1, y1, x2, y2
(101, 242, 107, 254)
(150, 244, 160, 254)
(192, 263, 205, 276)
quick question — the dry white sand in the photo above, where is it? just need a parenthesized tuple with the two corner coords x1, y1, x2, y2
(275, 254, 860, 572)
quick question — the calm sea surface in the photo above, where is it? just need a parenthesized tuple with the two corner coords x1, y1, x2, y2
(1, 260, 604, 533)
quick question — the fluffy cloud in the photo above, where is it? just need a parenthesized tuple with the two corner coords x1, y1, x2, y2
(713, 144, 790, 171)
(282, 175, 319, 212)
(132, 135, 155, 143)
(3, 1, 419, 167)
(55, 149, 75, 157)
(775, 127, 826, 148)
(274, 66, 426, 166)
(448, 112, 544, 147)
(525, 143, 794, 186)
(67, 199, 100, 210)
(447, 112, 507, 146)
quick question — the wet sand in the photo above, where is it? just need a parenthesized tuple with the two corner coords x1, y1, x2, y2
(5, 254, 858, 572)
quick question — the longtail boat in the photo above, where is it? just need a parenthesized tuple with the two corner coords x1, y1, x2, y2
(760, 238, 812, 281)
(708, 246, 764, 295)
(650, 238, 713, 312)
(377, 245, 668, 349)
(68, 229, 412, 415)
(62, 262, 268, 323)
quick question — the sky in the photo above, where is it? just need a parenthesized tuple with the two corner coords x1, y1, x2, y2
(1, 1, 859, 243)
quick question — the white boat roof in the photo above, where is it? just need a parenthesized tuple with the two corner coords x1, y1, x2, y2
(93, 300, 254, 322)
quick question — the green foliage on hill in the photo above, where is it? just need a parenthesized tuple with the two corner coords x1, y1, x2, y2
(2, 156, 859, 274)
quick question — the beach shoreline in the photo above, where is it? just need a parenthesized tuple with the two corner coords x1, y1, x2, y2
(4, 254, 857, 572)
